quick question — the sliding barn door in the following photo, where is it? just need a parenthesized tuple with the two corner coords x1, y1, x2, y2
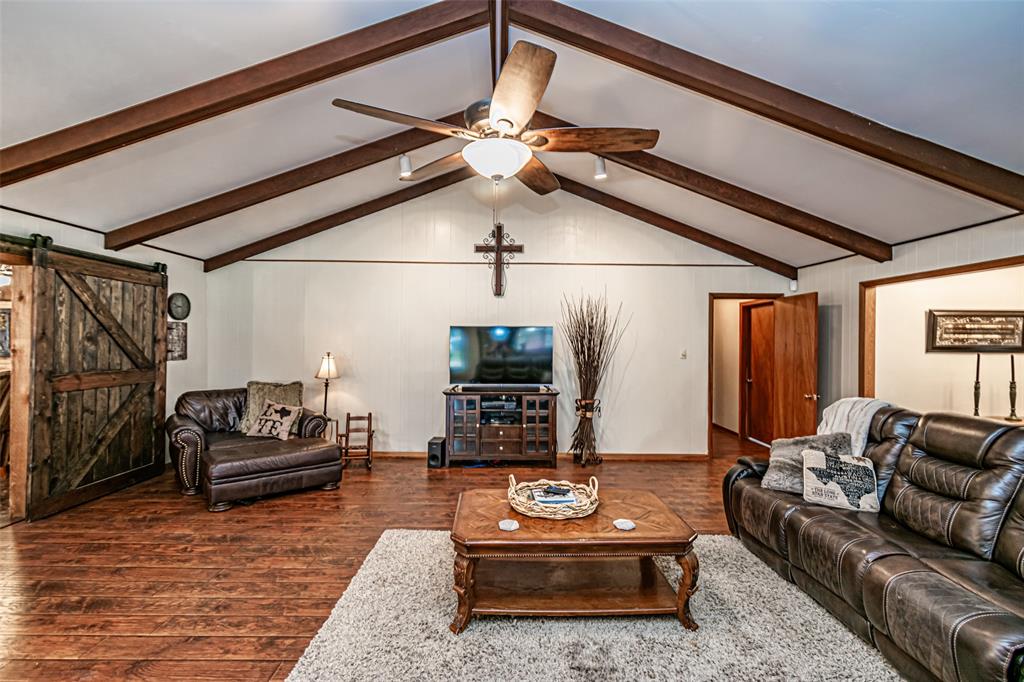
(28, 250, 166, 519)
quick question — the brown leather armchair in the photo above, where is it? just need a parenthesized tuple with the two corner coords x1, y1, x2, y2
(167, 388, 330, 496)
(723, 409, 1024, 682)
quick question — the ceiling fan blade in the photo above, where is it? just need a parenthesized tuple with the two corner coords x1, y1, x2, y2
(516, 155, 560, 195)
(524, 127, 660, 152)
(489, 42, 556, 136)
(332, 99, 478, 140)
(400, 150, 466, 182)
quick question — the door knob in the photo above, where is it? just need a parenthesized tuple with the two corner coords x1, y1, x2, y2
(804, 394, 821, 400)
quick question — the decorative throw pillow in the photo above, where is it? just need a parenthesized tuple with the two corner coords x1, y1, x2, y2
(761, 432, 852, 494)
(239, 380, 303, 435)
(801, 449, 880, 513)
(246, 401, 301, 441)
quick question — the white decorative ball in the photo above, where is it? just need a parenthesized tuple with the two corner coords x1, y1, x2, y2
(498, 519, 520, 531)
(613, 518, 636, 531)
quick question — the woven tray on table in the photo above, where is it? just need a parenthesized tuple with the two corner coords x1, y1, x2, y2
(507, 475, 600, 519)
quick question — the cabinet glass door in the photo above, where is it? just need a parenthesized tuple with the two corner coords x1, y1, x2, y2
(523, 396, 553, 454)
(449, 396, 479, 456)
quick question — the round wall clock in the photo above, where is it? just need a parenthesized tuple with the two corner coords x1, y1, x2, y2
(168, 292, 191, 320)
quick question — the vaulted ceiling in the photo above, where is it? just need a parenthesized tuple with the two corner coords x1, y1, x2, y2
(1, 0, 1021, 276)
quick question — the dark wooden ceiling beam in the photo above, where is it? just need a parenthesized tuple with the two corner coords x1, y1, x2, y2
(500, 0, 510, 68)
(510, 0, 1024, 210)
(555, 175, 797, 279)
(204, 167, 475, 272)
(534, 112, 891, 261)
(0, 0, 488, 187)
(104, 113, 464, 250)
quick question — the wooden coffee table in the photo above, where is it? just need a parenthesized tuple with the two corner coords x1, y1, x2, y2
(449, 488, 699, 634)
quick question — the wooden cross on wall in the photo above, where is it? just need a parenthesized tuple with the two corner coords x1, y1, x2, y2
(474, 223, 523, 297)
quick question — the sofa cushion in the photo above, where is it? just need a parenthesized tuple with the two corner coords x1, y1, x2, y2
(203, 438, 340, 482)
(174, 388, 246, 433)
(785, 506, 909, 615)
(841, 510, 977, 561)
(862, 554, 1024, 682)
(206, 432, 276, 451)
(883, 414, 1024, 560)
(245, 400, 302, 441)
(920, 556, 1024, 620)
(763, 432, 851, 494)
(239, 380, 304, 435)
(801, 449, 880, 512)
(863, 406, 919, 501)
(732, 477, 804, 557)
(993, 440, 1024, 580)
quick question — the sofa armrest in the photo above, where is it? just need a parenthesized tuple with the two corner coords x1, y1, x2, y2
(721, 457, 770, 537)
(297, 409, 328, 439)
(737, 456, 770, 477)
(166, 414, 207, 494)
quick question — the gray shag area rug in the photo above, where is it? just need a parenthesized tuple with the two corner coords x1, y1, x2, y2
(289, 530, 901, 681)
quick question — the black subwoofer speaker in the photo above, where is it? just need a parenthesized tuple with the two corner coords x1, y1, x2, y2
(427, 436, 447, 468)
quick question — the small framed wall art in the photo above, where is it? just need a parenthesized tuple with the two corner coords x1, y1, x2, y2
(167, 321, 188, 361)
(926, 310, 1024, 352)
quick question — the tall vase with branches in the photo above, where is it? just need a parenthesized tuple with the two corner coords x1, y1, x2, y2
(560, 294, 629, 466)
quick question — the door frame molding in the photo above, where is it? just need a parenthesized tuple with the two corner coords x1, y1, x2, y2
(707, 292, 783, 457)
(738, 299, 777, 444)
(1, 244, 32, 523)
(858, 254, 1024, 397)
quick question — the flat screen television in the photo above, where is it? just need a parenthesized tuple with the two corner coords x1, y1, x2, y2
(449, 326, 554, 385)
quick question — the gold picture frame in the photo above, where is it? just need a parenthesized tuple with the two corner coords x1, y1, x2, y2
(926, 310, 1024, 352)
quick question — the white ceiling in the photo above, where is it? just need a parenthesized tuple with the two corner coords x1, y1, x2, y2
(517, 27, 1014, 246)
(1, 0, 1020, 271)
(562, 0, 1024, 173)
(0, 29, 492, 227)
(0, 0, 434, 145)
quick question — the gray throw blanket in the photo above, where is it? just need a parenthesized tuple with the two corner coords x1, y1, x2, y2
(817, 397, 891, 457)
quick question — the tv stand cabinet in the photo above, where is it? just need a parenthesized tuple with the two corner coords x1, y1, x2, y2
(444, 386, 558, 466)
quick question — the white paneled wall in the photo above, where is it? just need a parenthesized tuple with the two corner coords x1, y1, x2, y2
(798, 215, 1024, 411)
(206, 179, 790, 454)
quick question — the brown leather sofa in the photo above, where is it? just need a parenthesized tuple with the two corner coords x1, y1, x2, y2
(166, 388, 341, 511)
(723, 409, 1024, 682)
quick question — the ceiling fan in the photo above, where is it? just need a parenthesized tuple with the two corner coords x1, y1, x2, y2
(331, 41, 660, 195)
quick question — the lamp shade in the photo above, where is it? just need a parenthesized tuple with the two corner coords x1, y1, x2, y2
(461, 138, 533, 180)
(315, 352, 339, 380)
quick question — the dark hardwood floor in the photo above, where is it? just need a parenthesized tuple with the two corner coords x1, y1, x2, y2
(0, 429, 763, 680)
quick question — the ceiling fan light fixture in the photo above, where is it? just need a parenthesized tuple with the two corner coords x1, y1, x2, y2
(399, 154, 412, 178)
(594, 156, 607, 180)
(462, 138, 533, 181)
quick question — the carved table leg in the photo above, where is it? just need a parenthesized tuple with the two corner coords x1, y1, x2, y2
(676, 548, 700, 630)
(450, 553, 477, 634)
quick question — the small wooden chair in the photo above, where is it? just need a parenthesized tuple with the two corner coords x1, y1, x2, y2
(339, 412, 374, 470)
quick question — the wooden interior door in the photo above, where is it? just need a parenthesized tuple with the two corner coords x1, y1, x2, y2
(28, 249, 167, 519)
(741, 301, 775, 443)
(772, 292, 819, 439)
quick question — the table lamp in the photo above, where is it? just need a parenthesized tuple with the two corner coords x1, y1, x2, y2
(315, 352, 339, 416)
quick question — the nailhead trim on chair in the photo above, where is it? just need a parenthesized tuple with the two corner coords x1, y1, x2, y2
(302, 414, 328, 439)
(172, 430, 203, 490)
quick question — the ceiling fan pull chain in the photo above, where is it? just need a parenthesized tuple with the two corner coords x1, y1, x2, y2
(492, 178, 499, 227)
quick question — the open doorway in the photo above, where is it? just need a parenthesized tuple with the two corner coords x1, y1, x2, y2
(707, 293, 781, 456)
